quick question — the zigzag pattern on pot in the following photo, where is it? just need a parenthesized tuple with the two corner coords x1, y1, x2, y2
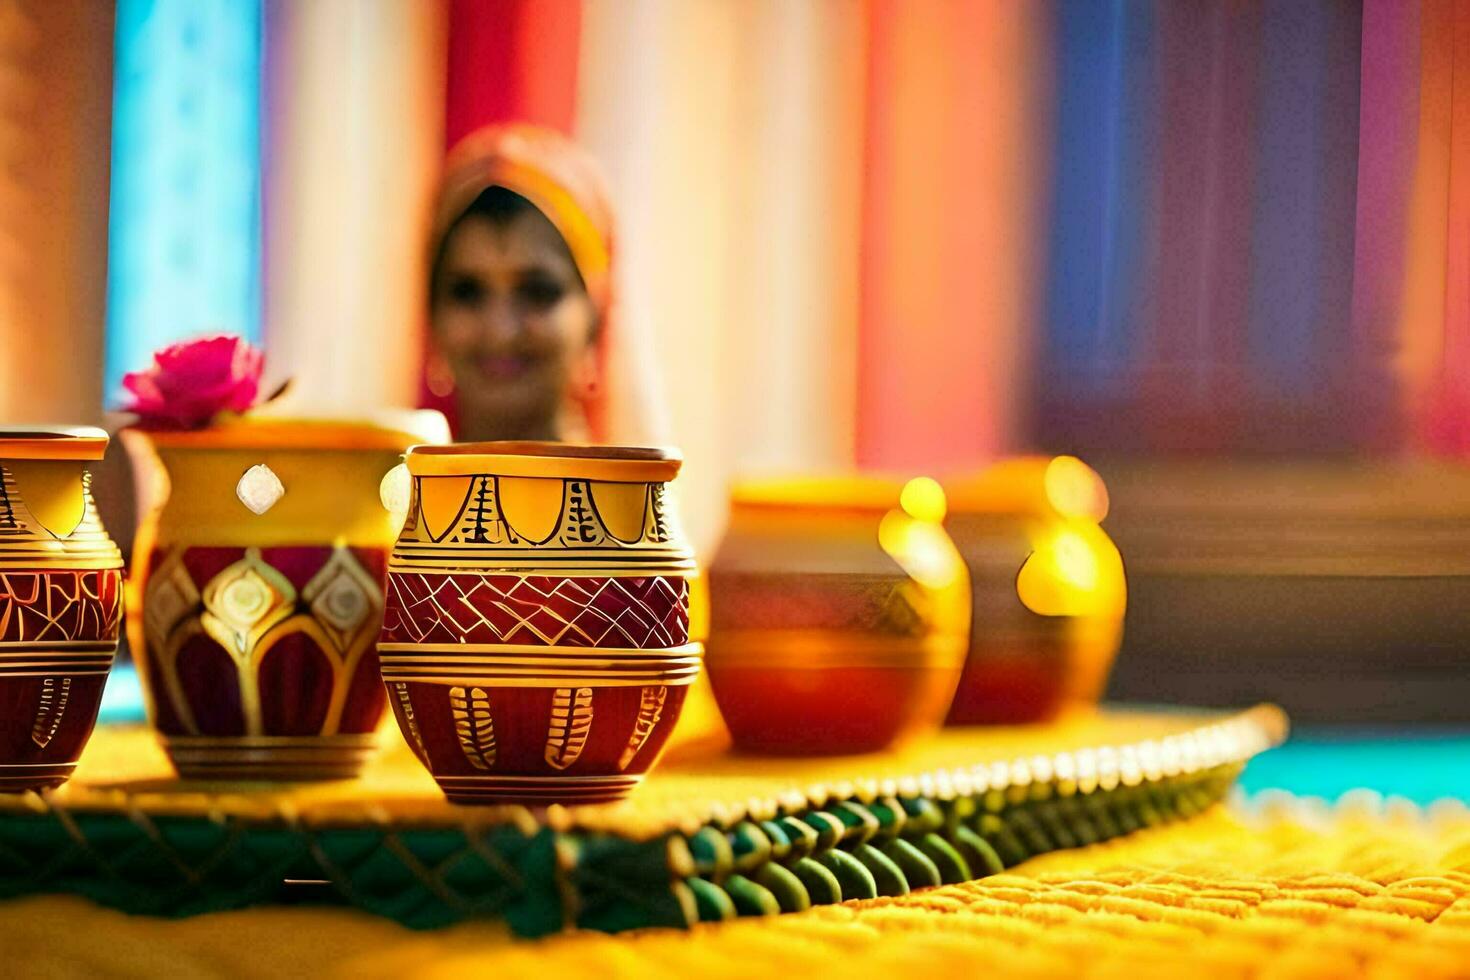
(382, 574, 689, 648)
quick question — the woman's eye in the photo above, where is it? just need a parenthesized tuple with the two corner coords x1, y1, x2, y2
(446, 276, 485, 306)
(518, 276, 565, 309)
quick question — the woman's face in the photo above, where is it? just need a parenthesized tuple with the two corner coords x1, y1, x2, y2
(432, 207, 597, 440)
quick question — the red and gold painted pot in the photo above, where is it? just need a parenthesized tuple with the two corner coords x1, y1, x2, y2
(0, 427, 123, 791)
(943, 456, 1126, 725)
(704, 476, 970, 755)
(123, 413, 447, 780)
(380, 442, 699, 805)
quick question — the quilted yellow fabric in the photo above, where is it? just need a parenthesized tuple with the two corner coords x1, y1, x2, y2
(4, 795, 1469, 979)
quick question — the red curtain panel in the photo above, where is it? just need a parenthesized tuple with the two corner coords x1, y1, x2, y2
(444, 0, 582, 145)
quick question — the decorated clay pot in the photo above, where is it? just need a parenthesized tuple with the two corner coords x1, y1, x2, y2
(380, 442, 699, 805)
(704, 476, 970, 755)
(942, 456, 1126, 725)
(0, 427, 123, 791)
(123, 413, 447, 780)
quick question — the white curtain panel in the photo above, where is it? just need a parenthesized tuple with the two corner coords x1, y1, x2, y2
(575, 0, 864, 553)
(262, 0, 446, 412)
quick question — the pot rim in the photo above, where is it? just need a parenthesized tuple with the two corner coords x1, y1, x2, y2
(0, 425, 109, 460)
(407, 440, 682, 483)
(124, 411, 446, 452)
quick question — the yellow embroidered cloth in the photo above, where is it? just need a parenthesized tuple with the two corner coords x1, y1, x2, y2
(4, 796, 1468, 978)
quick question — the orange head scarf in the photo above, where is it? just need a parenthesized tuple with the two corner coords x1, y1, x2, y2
(425, 123, 617, 440)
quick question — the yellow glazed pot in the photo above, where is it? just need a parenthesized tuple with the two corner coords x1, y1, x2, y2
(380, 441, 700, 805)
(705, 475, 971, 754)
(123, 412, 446, 780)
(943, 456, 1126, 724)
(0, 427, 123, 790)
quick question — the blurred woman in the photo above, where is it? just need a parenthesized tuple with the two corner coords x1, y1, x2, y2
(425, 124, 616, 442)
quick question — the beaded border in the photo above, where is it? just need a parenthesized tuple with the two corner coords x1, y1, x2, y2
(0, 705, 1285, 934)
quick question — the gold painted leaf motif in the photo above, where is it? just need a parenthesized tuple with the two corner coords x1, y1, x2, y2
(618, 685, 666, 770)
(30, 676, 71, 748)
(450, 686, 496, 770)
(545, 687, 593, 770)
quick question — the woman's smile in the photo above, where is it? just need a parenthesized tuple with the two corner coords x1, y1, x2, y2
(473, 353, 534, 382)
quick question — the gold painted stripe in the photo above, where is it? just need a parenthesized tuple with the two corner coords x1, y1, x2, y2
(0, 558, 124, 570)
(169, 756, 372, 765)
(435, 773, 639, 785)
(0, 668, 110, 676)
(443, 791, 632, 801)
(379, 658, 701, 672)
(388, 552, 695, 565)
(387, 564, 698, 579)
(438, 791, 637, 798)
(384, 662, 700, 676)
(378, 641, 701, 656)
(379, 672, 699, 688)
(379, 655, 699, 669)
(0, 641, 119, 650)
(389, 544, 691, 556)
(442, 787, 635, 797)
(439, 785, 636, 796)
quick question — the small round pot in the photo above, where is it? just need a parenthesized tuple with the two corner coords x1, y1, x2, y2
(943, 457, 1125, 725)
(123, 413, 446, 780)
(0, 427, 123, 791)
(705, 476, 970, 755)
(380, 442, 700, 805)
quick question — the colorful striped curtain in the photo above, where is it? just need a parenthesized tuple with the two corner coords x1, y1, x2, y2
(404, 0, 1470, 545)
(64, 0, 1470, 549)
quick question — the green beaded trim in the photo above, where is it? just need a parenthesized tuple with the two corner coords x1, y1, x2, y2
(0, 708, 1281, 935)
(659, 706, 1282, 925)
(674, 763, 1240, 923)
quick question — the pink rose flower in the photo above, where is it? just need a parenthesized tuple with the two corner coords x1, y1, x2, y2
(120, 334, 265, 429)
